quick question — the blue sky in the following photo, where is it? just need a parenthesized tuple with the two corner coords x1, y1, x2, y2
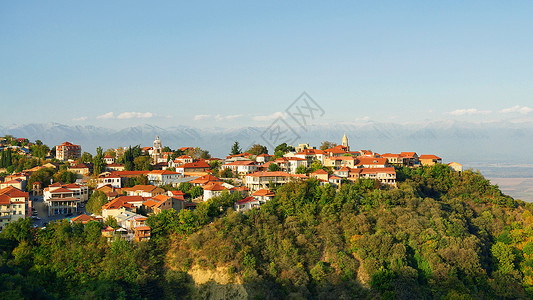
(1, 1, 533, 128)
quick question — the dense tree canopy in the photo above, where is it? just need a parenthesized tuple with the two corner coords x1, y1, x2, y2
(1, 165, 533, 299)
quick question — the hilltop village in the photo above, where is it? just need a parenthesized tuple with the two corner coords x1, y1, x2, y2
(0, 134, 463, 241)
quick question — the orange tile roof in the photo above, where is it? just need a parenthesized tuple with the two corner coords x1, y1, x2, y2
(180, 161, 210, 169)
(189, 174, 221, 184)
(152, 194, 170, 202)
(224, 160, 256, 166)
(71, 214, 96, 223)
(203, 182, 226, 191)
(251, 189, 275, 197)
(311, 169, 328, 175)
(236, 196, 257, 205)
(380, 153, 401, 158)
(111, 170, 150, 177)
(246, 171, 291, 178)
(400, 152, 417, 158)
(419, 155, 442, 160)
(360, 167, 396, 174)
(356, 157, 388, 165)
(142, 199, 159, 207)
(126, 185, 159, 192)
(148, 170, 180, 175)
(135, 226, 151, 231)
(102, 198, 134, 210)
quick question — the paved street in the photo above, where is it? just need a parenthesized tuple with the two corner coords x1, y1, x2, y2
(30, 195, 88, 227)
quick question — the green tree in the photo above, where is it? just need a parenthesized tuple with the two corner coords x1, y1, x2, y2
(220, 168, 235, 178)
(104, 216, 119, 228)
(190, 186, 203, 199)
(230, 141, 242, 155)
(53, 170, 77, 184)
(162, 146, 172, 153)
(268, 163, 281, 172)
(274, 143, 294, 154)
(247, 144, 268, 156)
(93, 147, 106, 175)
(295, 165, 308, 174)
(134, 156, 152, 171)
(186, 147, 211, 160)
(319, 141, 337, 150)
(27, 167, 55, 189)
(80, 152, 93, 163)
(86, 190, 108, 215)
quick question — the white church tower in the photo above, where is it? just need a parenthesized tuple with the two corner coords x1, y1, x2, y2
(342, 133, 349, 151)
(152, 135, 162, 164)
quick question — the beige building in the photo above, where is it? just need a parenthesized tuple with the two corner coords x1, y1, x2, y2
(56, 142, 81, 161)
(419, 155, 442, 166)
(43, 183, 89, 216)
(0, 186, 29, 231)
(448, 162, 463, 172)
(245, 171, 292, 191)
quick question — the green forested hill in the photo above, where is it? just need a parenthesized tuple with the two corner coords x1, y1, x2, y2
(2, 165, 533, 299)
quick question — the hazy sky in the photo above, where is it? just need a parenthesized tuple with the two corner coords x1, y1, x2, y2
(1, 1, 532, 128)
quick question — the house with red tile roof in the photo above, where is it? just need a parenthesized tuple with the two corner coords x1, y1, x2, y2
(360, 167, 397, 186)
(274, 157, 308, 174)
(103, 155, 115, 165)
(448, 162, 463, 173)
(310, 169, 329, 181)
(203, 182, 228, 200)
(419, 155, 442, 166)
(234, 196, 260, 212)
(189, 174, 222, 186)
(135, 226, 151, 242)
(329, 175, 343, 186)
(221, 160, 258, 176)
(105, 163, 126, 172)
(71, 214, 100, 224)
(56, 141, 81, 161)
(43, 183, 89, 216)
(380, 153, 406, 166)
(147, 170, 182, 186)
(294, 148, 326, 164)
(97, 173, 122, 189)
(143, 194, 185, 214)
(324, 156, 357, 170)
(400, 152, 420, 167)
(251, 189, 275, 203)
(124, 185, 165, 198)
(256, 153, 274, 163)
(355, 157, 389, 169)
(244, 171, 292, 191)
(101, 197, 136, 219)
(0, 186, 29, 230)
(0, 178, 25, 190)
(175, 161, 211, 176)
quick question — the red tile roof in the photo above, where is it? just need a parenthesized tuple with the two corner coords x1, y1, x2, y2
(236, 196, 258, 205)
(203, 182, 226, 191)
(419, 155, 442, 160)
(251, 189, 275, 197)
(246, 171, 291, 178)
(360, 167, 396, 174)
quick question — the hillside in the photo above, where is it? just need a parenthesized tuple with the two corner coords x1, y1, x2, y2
(1, 165, 533, 299)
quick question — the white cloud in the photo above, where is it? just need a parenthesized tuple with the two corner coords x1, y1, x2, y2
(117, 112, 153, 119)
(501, 105, 533, 114)
(215, 114, 242, 121)
(73, 116, 87, 121)
(96, 112, 115, 119)
(253, 112, 287, 121)
(194, 114, 211, 121)
(448, 108, 491, 116)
